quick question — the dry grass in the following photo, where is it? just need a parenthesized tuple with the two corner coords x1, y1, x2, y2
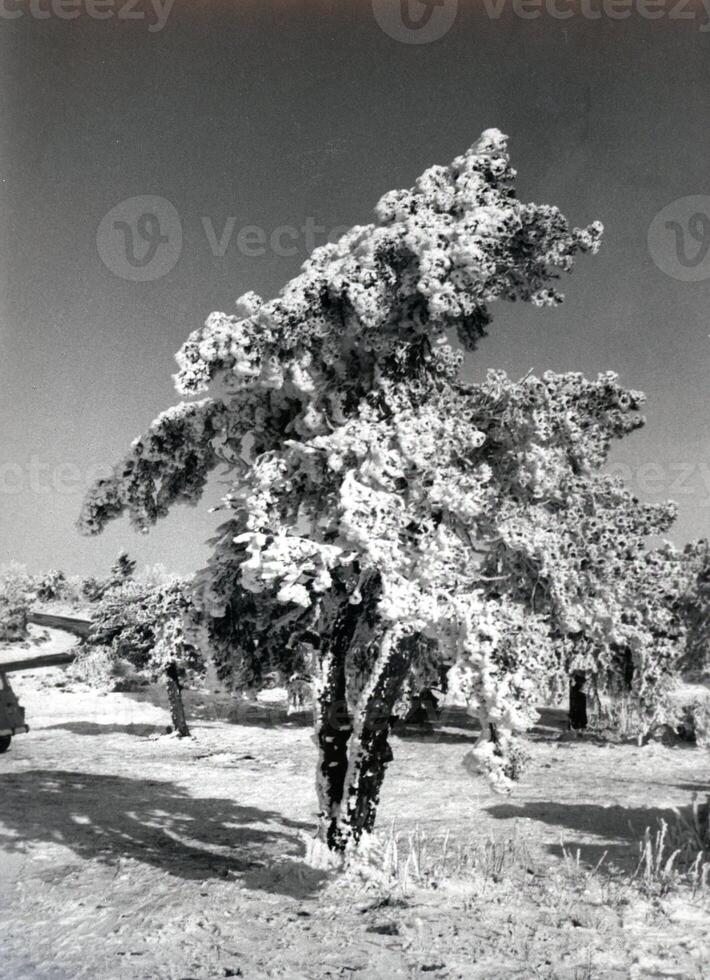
(348, 817, 710, 899)
(335, 821, 710, 978)
(629, 794, 710, 898)
(332, 823, 710, 978)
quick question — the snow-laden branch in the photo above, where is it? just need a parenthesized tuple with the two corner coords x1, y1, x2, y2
(78, 399, 230, 535)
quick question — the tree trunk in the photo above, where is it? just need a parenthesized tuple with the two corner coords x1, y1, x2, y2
(568, 671, 587, 731)
(327, 631, 417, 851)
(313, 620, 355, 849)
(622, 647, 634, 690)
(313, 578, 381, 850)
(165, 661, 190, 737)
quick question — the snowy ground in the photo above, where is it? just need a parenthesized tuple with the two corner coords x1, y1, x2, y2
(1, 627, 709, 979)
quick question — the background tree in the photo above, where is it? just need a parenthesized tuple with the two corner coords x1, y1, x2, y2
(86, 576, 204, 736)
(670, 540, 710, 745)
(395, 371, 688, 741)
(34, 569, 68, 603)
(81, 550, 137, 602)
(680, 540, 710, 678)
(109, 551, 137, 586)
(79, 130, 644, 852)
(578, 540, 696, 734)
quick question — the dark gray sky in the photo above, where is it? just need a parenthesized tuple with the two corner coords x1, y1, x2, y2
(2, 1, 709, 576)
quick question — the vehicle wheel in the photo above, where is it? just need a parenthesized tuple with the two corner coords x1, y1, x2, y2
(0, 735, 12, 753)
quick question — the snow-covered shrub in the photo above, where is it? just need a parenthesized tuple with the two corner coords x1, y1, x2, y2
(674, 691, 710, 747)
(64, 644, 143, 692)
(0, 604, 28, 643)
(80, 577, 103, 602)
(0, 563, 36, 641)
(34, 569, 67, 603)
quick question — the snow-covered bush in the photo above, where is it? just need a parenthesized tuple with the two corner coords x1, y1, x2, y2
(0, 563, 36, 641)
(0, 605, 28, 643)
(674, 692, 710, 747)
(34, 569, 68, 602)
(64, 643, 144, 692)
(78, 130, 683, 851)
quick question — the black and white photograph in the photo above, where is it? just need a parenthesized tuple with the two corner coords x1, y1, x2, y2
(1, 1, 709, 976)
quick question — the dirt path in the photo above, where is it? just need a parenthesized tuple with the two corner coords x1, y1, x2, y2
(0, 626, 77, 669)
(1, 646, 709, 979)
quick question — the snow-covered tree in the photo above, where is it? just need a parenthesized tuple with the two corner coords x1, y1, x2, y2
(680, 540, 710, 677)
(81, 550, 137, 602)
(110, 550, 137, 585)
(87, 577, 204, 736)
(561, 537, 692, 734)
(78, 129, 638, 850)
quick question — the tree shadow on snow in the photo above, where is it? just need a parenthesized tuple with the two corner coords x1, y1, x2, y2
(124, 685, 315, 730)
(485, 799, 700, 870)
(0, 769, 325, 896)
(393, 705, 571, 744)
(42, 722, 168, 737)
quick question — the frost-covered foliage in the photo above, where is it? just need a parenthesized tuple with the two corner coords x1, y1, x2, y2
(194, 369, 684, 781)
(78, 129, 601, 538)
(81, 550, 137, 602)
(79, 130, 659, 847)
(34, 569, 68, 603)
(87, 578, 205, 685)
(64, 644, 138, 692)
(681, 540, 710, 678)
(0, 563, 36, 641)
(31, 568, 87, 609)
(1, 564, 88, 639)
